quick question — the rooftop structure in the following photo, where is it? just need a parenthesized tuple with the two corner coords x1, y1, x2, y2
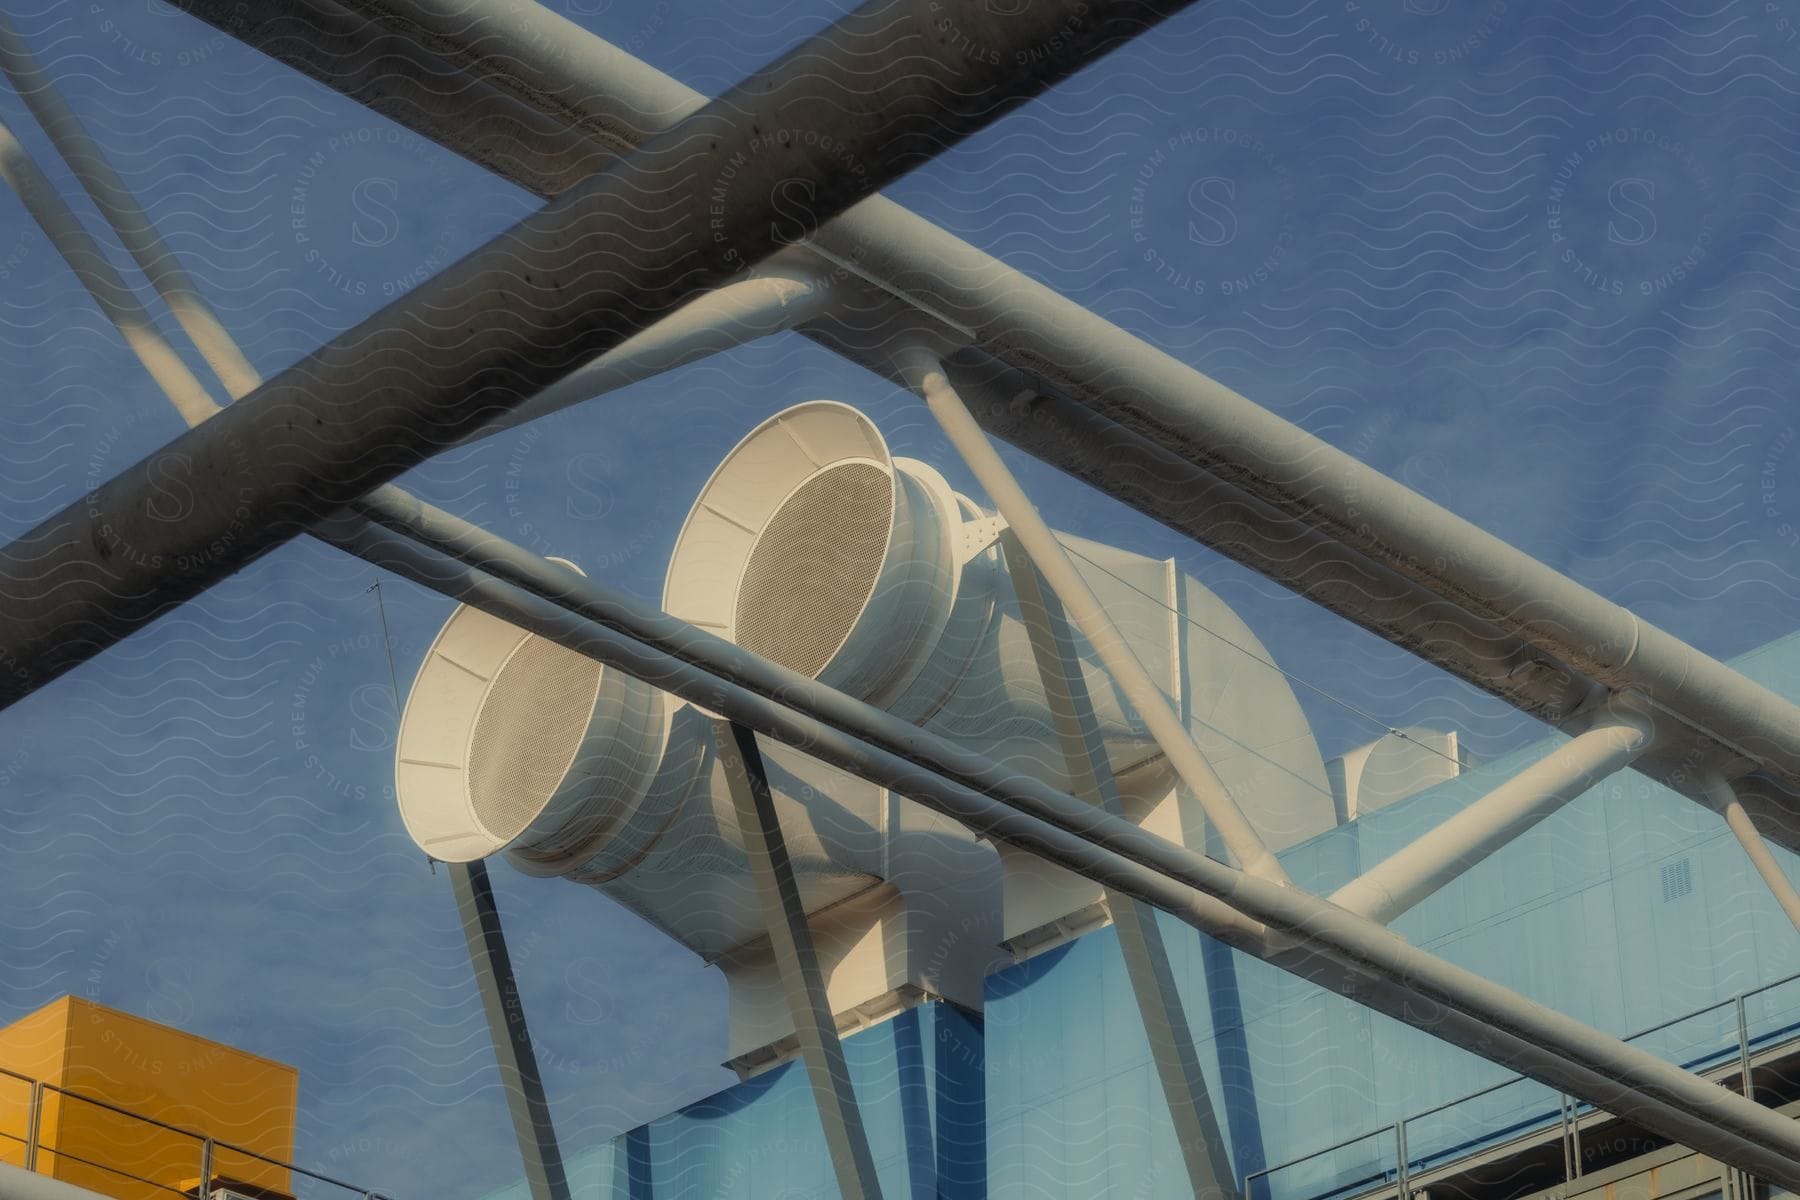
(0, 2, 1796, 1200)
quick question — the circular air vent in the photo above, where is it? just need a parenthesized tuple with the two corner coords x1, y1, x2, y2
(734, 461, 894, 678)
(394, 561, 665, 864)
(663, 401, 962, 705)
(467, 633, 606, 846)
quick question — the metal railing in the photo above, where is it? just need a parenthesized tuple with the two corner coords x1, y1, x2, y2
(0, 1064, 393, 1200)
(1246, 971, 1800, 1200)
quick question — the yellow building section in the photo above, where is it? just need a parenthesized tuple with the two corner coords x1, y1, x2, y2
(0, 996, 299, 1200)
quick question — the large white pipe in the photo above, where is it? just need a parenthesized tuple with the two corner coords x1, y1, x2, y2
(392, 397, 1331, 1054)
(1329, 713, 1653, 925)
(662, 400, 1158, 779)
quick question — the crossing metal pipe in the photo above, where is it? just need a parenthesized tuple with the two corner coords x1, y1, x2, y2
(0, 0, 1191, 710)
(165, 0, 1598, 728)
(321, 496, 1800, 1190)
(1329, 712, 1654, 925)
(848, 213, 1800, 784)
(84, 0, 1604, 721)
(167, 0, 1800, 789)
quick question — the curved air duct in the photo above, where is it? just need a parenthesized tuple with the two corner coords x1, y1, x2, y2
(395, 561, 894, 963)
(664, 402, 1337, 944)
(395, 549, 998, 1064)
(395, 402, 1334, 1061)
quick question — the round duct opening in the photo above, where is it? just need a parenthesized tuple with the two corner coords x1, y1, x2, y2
(466, 633, 605, 847)
(733, 460, 894, 679)
(395, 561, 666, 865)
(664, 401, 961, 706)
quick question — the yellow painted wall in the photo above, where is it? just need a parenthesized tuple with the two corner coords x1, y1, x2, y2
(0, 996, 298, 1200)
(0, 999, 70, 1169)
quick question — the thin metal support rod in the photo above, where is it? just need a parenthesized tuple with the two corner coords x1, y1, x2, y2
(903, 345, 1285, 883)
(449, 859, 572, 1200)
(0, 12, 259, 398)
(1737, 993, 1754, 1101)
(1734, 983, 1753, 1200)
(1395, 1120, 1409, 1200)
(0, 117, 222, 426)
(1005, 533, 1236, 1200)
(1706, 773, 1800, 935)
(1559, 1095, 1575, 1183)
(714, 720, 884, 1200)
(0, 0, 1185, 711)
(321, 501, 1800, 1188)
(1329, 714, 1653, 925)
(1571, 1094, 1584, 1177)
(24, 1081, 40, 1170)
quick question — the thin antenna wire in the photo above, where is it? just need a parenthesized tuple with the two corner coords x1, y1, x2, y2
(368, 578, 405, 720)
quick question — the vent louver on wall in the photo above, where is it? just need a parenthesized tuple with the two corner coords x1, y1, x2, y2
(1663, 857, 1693, 901)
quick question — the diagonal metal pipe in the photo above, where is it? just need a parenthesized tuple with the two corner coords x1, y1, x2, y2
(164, 0, 1800, 792)
(1702, 773, 1800, 937)
(0, 0, 1193, 710)
(903, 344, 1286, 882)
(317, 495, 1800, 1189)
(1329, 712, 1654, 925)
(0, 11, 259, 399)
(0, 117, 223, 427)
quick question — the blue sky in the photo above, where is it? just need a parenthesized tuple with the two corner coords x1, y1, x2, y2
(0, 0, 1797, 1195)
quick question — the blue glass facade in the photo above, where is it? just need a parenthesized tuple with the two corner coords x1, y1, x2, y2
(481, 1002, 984, 1199)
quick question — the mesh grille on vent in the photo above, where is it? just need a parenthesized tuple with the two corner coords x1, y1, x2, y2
(467, 635, 605, 844)
(734, 462, 893, 679)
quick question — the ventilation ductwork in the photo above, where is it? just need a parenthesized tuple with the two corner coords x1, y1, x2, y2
(395, 558, 997, 1065)
(396, 560, 667, 869)
(394, 400, 1334, 1063)
(666, 401, 1340, 949)
(663, 400, 962, 708)
(395, 559, 889, 952)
